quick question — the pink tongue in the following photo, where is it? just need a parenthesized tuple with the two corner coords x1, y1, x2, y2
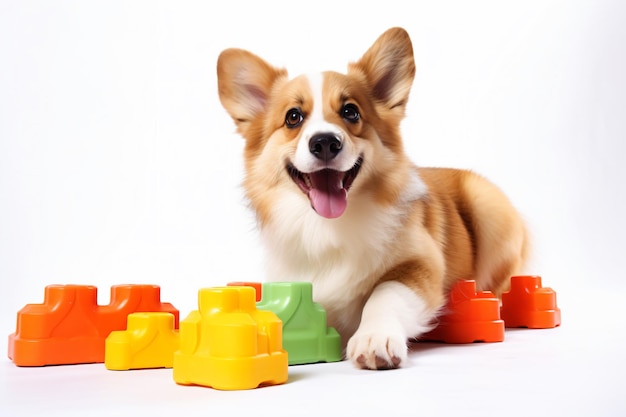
(308, 170, 347, 219)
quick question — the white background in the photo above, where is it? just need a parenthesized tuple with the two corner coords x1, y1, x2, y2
(1, 1, 625, 416)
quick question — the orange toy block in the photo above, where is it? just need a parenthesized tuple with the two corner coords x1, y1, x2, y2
(227, 281, 263, 301)
(422, 280, 504, 343)
(105, 312, 180, 370)
(501, 275, 561, 328)
(173, 286, 288, 390)
(8, 284, 179, 366)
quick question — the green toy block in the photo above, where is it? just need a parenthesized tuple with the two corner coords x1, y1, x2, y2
(256, 282, 342, 365)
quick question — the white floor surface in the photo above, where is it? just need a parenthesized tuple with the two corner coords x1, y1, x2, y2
(1, 287, 623, 417)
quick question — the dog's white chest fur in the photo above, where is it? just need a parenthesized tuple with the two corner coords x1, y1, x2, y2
(261, 188, 419, 339)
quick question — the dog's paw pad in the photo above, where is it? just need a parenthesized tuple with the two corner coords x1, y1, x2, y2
(347, 333, 407, 370)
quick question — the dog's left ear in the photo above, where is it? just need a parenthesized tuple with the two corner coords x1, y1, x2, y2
(349, 27, 416, 114)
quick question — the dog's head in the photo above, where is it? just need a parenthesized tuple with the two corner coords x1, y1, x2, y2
(217, 27, 416, 223)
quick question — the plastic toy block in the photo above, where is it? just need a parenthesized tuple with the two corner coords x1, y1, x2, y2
(8, 284, 179, 367)
(227, 281, 263, 301)
(422, 280, 504, 343)
(256, 282, 342, 365)
(501, 275, 561, 328)
(173, 286, 288, 390)
(105, 312, 180, 370)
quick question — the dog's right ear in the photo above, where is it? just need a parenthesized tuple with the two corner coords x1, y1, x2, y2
(217, 49, 287, 135)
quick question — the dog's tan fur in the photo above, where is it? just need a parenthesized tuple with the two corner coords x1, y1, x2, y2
(217, 27, 528, 369)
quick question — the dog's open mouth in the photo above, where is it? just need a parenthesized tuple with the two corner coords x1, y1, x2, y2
(287, 157, 363, 219)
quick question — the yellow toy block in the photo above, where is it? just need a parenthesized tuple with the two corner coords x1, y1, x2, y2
(105, 312, 179, 370)
(173, 286, 288, 390)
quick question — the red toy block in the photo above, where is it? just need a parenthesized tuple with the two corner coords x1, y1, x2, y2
(501, 275, 561, 328)
(227, 281, 263, 301)
(422, 280, 504, 343)
(8, 284, 179, 366)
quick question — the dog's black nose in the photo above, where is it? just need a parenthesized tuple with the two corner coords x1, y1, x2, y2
(309, 133, 342, 161)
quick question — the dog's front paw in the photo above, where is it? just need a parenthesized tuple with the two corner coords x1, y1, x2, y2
(346, 330, 408, 370)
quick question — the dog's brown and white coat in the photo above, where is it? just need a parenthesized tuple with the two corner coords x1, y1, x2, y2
(217, 27, 528, 370)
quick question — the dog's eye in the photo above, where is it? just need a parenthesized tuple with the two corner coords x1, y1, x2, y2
(341, 103, 360, 123)
(285, 108, 304, 128)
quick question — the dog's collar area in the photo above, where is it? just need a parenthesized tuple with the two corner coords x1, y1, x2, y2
(286, 156, 363, 219)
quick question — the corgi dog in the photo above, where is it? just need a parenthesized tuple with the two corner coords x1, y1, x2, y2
(217, 27, 528, 370)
